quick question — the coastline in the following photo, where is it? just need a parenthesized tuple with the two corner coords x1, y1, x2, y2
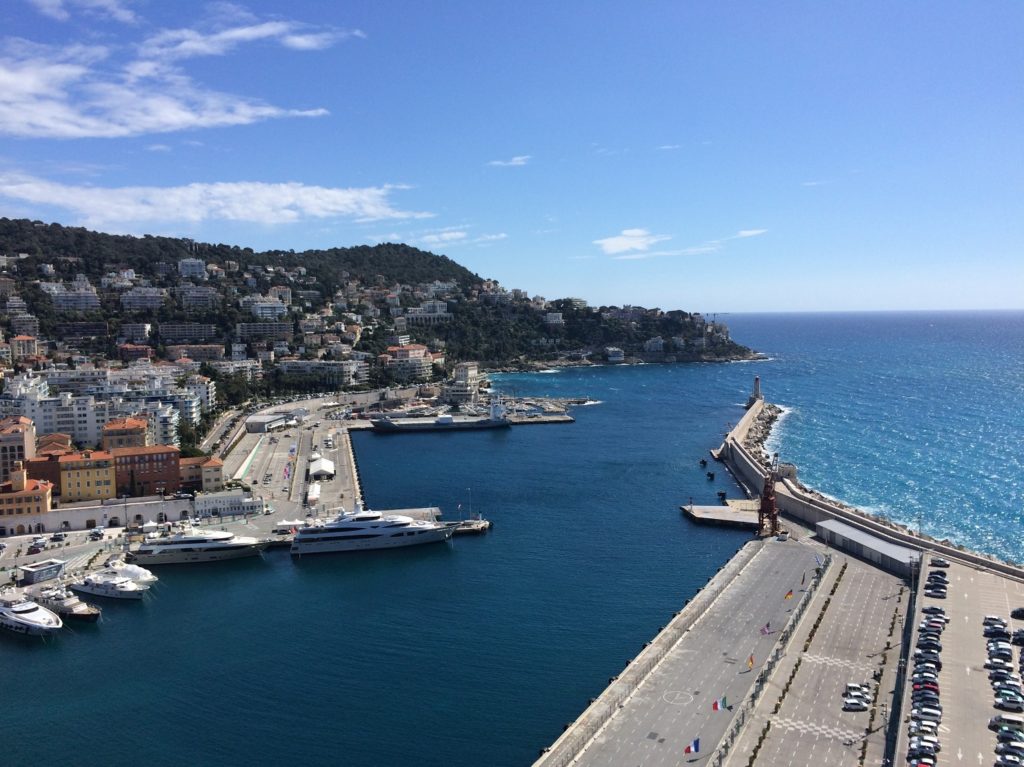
(486, 350, 766, 374)
(728, 398, 1024, 571)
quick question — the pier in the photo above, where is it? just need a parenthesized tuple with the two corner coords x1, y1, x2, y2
(681, 499, 759, 529)
(535, 381, 1024, 766)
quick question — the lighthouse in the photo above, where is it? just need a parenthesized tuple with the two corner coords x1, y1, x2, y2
(745, 376, 763, 409)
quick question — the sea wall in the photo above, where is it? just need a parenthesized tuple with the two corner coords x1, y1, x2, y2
(717, 401, 1024, 582)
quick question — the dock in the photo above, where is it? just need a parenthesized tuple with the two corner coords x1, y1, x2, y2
(681, 499, 759, 529)
(506, 413, 574, 425)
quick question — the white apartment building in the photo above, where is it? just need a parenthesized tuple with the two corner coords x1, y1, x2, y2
(184, 374, 217, 412)
(178, 258, 207, 278)
(194, 489, 266, 518)
(0, 376, 182, 447)
(121, 287, 168, 311)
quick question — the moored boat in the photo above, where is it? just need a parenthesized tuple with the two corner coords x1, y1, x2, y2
(0, 596, 64, 635)
(290, 502, 456, 555)
(371, 400, 509, 433)
(103, 558, 158, 585)
(70, 571, 148, 600)
(127, 523, 268, 565)
(34, 584, 101, 622)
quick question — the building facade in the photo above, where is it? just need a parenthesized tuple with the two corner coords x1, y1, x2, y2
(111, 445, 181, 497)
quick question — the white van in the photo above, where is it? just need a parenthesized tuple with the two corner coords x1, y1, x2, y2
(989, 714, 1024, 730)
(911, 707, 942, 723)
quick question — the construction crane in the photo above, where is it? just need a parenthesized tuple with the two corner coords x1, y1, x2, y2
(757, 453, 781, 537)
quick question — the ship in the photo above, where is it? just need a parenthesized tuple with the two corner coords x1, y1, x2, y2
(371, 400, 510, 433)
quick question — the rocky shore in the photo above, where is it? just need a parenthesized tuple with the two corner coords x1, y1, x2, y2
(745, 399, 1015, 566)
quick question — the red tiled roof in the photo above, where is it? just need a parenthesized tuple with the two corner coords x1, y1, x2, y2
(111, 445, 180, 457)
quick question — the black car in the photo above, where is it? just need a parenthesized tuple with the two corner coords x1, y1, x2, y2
(922, 606, 946, 615)
(1012, 608, 1024, 620)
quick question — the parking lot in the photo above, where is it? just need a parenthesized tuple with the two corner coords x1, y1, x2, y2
(898, 556, 1024, 766)
(726, 552, 906, 767)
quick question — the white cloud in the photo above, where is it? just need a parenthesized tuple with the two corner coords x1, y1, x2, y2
(420, 230, 468, 245)
(27, 0, 137, 23)
(488, 155, 531, 167)
(657, 144, 680, 150)
(145, 143, 171, 152)
(0, 39, 329, 138)
(407, 226, 507, 248)
(613, 245, 718, 261)
(1, 8, 360, 139)
(801, 180, 830, 187)
(138, 20, 363, 61)
(593, 228, 671, 255)
(610, 229, 767, 260)
(0, 172, 432, 227)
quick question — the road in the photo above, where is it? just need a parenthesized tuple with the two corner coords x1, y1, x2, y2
(574, 538, 819, 767)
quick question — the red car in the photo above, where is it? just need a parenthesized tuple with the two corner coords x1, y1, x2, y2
(26, 546, 42, 555)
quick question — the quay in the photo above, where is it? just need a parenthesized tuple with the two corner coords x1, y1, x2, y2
(681, 499, 759, 529)
(535, 379, 1024, 767)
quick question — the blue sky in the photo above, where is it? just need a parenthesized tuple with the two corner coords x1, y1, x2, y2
(1, 1, 1021, 312)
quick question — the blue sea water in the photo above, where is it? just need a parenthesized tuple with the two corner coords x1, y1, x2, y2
(1, 310, 1021, 766)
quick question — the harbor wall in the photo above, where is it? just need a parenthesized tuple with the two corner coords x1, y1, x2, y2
(717, 402, 1024, 582)
(533, 540, 764, 767)
(338, 427, 363, 507)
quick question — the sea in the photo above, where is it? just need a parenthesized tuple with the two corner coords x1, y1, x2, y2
(2, 310, 1021, 766)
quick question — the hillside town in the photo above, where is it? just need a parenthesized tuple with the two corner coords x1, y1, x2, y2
(0, 223, 749, 538)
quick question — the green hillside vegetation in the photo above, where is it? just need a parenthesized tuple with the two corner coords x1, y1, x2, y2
(0, 218, 755, 370)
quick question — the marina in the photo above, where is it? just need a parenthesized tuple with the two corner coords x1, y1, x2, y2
(1, 313, 1023, 766)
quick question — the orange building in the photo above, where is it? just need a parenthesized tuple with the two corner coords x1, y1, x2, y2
(0, 462, 54, 536)
(57, 450, 116, 502)
(179, 455, 225, 493)
(101, 417, 151, 450)
(0, 415, 35, 483)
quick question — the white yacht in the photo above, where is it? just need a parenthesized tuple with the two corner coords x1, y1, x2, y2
(290, 502, 456, 556)
(103, 558, 159, 585)
(0, 597, 64, 635)
(33, 584, 102, 623)
(128, 524, 268, 565)
(70, 571, 148, 600)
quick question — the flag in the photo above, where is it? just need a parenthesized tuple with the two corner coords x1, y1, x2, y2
(759, 623, 770, 636)
(801, 571, 806, 585)
(747, 654, 754, 669)
(815, 554, 823, 567)
(684, 738, 700, 754)
(712, 696, 727, 711)
(784, 589, 794, 600)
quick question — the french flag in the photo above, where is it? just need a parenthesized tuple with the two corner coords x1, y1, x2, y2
(684, 737, 700, 754)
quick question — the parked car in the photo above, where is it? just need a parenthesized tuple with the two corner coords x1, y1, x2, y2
(930, 557, 950, 568)
(26, 546, 42, 555)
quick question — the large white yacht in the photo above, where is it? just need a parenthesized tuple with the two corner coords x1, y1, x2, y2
(128, 524, 268, 565)
(290, 502, 456, 556)
(33, 584, 102, 622)
(103, 558, 158, 585)
(0, 596, 64, 635)
(70, 571, 149, 600)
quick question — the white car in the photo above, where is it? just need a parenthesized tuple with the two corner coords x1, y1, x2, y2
(842, 700, 868, 712)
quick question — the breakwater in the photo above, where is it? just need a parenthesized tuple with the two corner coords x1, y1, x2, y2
(533, 540, 764, 767)
(716, 399, 1024, 581)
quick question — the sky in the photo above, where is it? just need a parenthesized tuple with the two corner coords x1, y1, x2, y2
(1, 1, 1022, 313)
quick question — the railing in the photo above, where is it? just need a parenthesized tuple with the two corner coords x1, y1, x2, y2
(705, 553, 834, 767)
